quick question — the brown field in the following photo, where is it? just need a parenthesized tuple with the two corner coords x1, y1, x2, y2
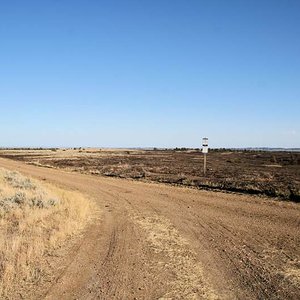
(0, 148, 299, 201)
(0, 150, 299, 299)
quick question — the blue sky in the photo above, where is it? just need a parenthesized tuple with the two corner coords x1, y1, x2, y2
(0, 0, 299, 148)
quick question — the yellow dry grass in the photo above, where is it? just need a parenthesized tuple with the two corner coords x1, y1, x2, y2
(0, 168, 95, 298)
(133, 214, 218, 299)
(285, 265, 300, 287)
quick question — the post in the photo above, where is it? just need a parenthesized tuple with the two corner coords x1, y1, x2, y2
(203, 153, 207, 175)
(202, 137, 208, 176)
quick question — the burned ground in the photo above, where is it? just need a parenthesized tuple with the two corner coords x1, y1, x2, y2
(0, 149, 299, 201)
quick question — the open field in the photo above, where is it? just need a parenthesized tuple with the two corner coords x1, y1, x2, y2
(0, 148, 299, 201)
(0, 157, 299, 299)
(0, 166, 94, 299)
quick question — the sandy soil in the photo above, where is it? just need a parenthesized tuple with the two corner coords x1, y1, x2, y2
(0, 157, 299, 299)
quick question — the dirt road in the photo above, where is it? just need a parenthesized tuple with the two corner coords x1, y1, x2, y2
(0, 158, 299, 299)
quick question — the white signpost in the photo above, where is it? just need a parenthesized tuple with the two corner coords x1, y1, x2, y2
(202, 138, 208, 175)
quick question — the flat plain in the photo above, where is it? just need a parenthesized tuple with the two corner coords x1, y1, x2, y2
(0, 149, 299, 299)
(1, 148, 299, 200)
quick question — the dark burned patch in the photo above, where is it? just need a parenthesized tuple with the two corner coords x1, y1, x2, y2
(289, 189, 300, 202)
(0, 150, 299, 201)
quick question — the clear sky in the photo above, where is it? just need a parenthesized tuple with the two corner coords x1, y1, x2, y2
(0, 0, 299, 148)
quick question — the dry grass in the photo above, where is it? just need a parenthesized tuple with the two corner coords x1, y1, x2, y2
(133, 214, 218, 299)
(0, 168, 94, 298)
(285, 265, 300, 287)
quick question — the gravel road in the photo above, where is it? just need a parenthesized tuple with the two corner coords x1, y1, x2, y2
(0, 158, 299, 300)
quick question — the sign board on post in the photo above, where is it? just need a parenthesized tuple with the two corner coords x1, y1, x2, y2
(202, 138, 208, 175)
(202, 137, 208, 154)
(202, 146, 208, 154)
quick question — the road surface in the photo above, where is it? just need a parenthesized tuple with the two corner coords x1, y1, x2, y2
(0, 158, 299, 299)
